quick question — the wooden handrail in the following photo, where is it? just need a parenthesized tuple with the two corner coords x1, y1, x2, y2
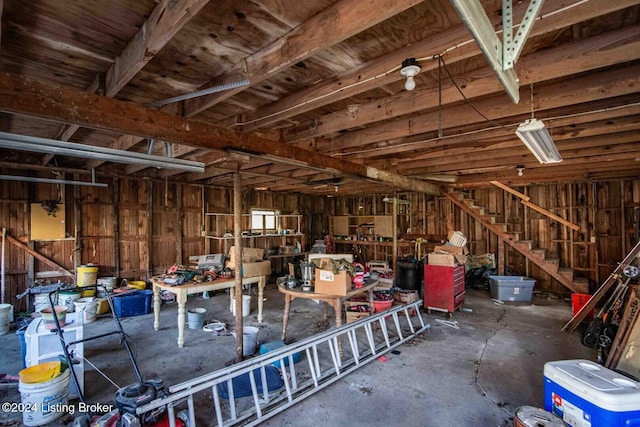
(491, 181, 579, 231)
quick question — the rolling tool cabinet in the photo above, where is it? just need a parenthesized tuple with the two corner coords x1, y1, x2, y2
(423, 264, 465, 317)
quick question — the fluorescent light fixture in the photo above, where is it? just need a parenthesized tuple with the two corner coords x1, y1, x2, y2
(0, 131, 205, 173)
(515, 119, 563, 164)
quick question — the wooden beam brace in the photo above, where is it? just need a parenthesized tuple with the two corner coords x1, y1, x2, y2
(0, 72, 440, 195)
(490, 181, 530, 201)
(182, 0, 424, 116)
(3, 232, 74, 277)
(521, 200, 579, 231)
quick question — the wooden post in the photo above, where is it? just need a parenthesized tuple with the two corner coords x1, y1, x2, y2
(234, 171, 244, 362)
(392, 197, 398, 273)
(146, 179, 153, 281)
(113, 177, 120, 278)
(176, 183, 183, 265)
(74, 175, 82, 274)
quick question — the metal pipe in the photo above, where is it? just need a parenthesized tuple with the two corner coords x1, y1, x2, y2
(0, 131, 204, 173)
(0, 174, 108, 187)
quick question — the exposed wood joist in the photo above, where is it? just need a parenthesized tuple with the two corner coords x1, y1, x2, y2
(240, 0, 636, 132)
(288, 25, 640, 144)
(322, 63, 640, 155)
(0, 72, 440, 195)
(181, 0, 425, 117)
(49, 0, 209, 157)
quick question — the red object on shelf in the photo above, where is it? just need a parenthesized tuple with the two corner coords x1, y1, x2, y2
(373, 299, 393, 312)
(424, 264, 465, 316)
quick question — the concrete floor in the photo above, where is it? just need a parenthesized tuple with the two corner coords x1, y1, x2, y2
(0, 283, 594, 426)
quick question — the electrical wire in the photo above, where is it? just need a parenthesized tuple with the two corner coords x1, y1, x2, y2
(332, 101, 640, 157)
(229, 0, 591, 129)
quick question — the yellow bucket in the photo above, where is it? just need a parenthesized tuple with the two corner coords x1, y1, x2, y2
(127, 280, 147, 290)
(19, 361, 61, 384)
(77, 265, 99, 297)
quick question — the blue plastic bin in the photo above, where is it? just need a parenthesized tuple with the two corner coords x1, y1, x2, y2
(113, 290, 153, 317)
(16, 326, 27, 368)
(260, 340, 302, 368)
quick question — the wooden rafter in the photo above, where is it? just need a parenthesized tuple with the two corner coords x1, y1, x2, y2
(287, 25, 640, 143)
(240, 0, 637, 132)
(0, 72, 441, 195)
(182, 0, 425, 117)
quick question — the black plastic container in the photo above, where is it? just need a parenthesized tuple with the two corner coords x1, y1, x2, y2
(396, 260, 423, 296)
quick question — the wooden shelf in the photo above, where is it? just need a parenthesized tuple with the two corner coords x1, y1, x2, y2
(206, 233, 305, 240)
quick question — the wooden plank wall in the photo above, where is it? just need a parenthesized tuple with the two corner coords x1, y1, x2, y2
(1, 173, 638, 316)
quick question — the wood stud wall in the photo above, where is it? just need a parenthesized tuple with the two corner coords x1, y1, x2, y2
(1, 171, 639, 315)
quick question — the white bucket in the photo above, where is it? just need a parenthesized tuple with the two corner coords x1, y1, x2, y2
(74, 297, 97, 323)
(58, 291, 82, 313)
(19, 368, 70, 426)
(97, 276, 117, 292)
(230, 295, 251, 317)
(34, 293, 58, 313)
(187, 308, 206, 329)
(231, 326, 260, 356)
(0, 303, 11, 335)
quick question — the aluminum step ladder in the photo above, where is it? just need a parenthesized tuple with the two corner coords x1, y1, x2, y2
(137, 299, 429, 427)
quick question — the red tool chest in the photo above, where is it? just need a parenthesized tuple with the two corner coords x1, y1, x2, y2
(423, 264, 465, 317)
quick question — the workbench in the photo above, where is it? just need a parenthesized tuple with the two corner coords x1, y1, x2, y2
(277, 280, 378, 341)
(151, 275, 266, 348)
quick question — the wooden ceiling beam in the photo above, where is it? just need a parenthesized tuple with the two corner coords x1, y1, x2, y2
(0, 72, 440, 195)
(401, 139, 640, 176)
(182, 0, 425, 117)
(321, 63, 640, 152)
(241, 0, 636, 132)
(68, 0, 209, 169)
(363, 114, 640, 165)
(286, 25, 640, 142)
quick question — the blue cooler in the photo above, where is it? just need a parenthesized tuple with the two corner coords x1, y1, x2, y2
(544, 359, 640, 427)
(259, 340, 301, 368)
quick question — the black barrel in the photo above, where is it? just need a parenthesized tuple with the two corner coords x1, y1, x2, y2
(396, 260, 423, 296)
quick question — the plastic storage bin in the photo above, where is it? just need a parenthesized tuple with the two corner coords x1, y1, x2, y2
(259, 340, 301, 368)
(113, 289, 153, 317)
(24, 312, 84, 399)
(544, 359, 640, 427)
(488, 275, 535, 301)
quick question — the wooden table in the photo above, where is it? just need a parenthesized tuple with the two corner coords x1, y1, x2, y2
(278, 280, 378, 341)
(151, 275, 266, 348)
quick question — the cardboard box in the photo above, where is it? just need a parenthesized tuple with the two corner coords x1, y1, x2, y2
(314, 269, 351, 296)
(428, 253, 457, 266)
(228, 246, 265, 265)
(226, 260, 271, 277)
(428, 252, 467, 266)
(434, 245, 465, 255)
(242, 260, 271, 278)
(345, 311, 370, 323)
(393, 289, 419, 304)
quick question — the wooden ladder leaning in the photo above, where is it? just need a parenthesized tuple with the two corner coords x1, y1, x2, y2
(562, 240, 640, 334)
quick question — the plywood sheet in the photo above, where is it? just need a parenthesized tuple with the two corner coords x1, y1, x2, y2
(30, 203, 65, 240)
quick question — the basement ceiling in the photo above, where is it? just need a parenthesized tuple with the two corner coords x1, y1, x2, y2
(0, 0, 639, 196)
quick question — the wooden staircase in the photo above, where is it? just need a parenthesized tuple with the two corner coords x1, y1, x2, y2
(444, 190, 588, 294)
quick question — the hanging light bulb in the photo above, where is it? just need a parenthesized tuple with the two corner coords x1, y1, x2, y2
(400, 58, 420, 91)
(516, 165, 525, 176)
